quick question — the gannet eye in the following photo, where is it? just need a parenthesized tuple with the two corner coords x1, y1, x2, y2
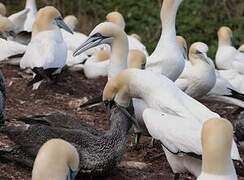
(196, 50, 202, 55)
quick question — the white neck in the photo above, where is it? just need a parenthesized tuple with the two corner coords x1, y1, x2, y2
(25, 0, 37, 11)
(152, 0, 181, 53)
(108, 32, 129, 79)
(202, 156, 236, 177)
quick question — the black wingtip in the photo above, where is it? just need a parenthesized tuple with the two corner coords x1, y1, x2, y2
(226, 88, 244, 102)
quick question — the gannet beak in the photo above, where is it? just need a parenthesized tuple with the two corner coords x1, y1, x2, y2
(183, 47, 188, 60)
(55, 17, 73, 34)
(202, 53, 211, 65)
(104, 100, 116, 110)
(0, 30, 16, 39)
(73, 33, 112, 57)
(68, 168, 78, 180)
(8, 30, 16, 38)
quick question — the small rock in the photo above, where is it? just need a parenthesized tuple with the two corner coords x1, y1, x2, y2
(119, 161, 151, 170)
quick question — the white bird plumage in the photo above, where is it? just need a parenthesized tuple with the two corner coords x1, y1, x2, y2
(146, 0, 185, 81)
(20, 6, 73, 89)
(176, 42, 216, 98)
(103, 69, 241, 177)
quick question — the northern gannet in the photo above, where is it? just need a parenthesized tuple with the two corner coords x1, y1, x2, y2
(20, 6, 73, 90)
(176, 42, 216, 98)
(102, 69, 241, 178)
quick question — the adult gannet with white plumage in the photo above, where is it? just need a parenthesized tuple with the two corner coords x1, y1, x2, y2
(216, 26, 244, 74)
(197, 119, 237, 180)
(106, 11, 149, 57)
(20, 6, 73, 89)
(0, 15, 26, 63)
(175, 35, 244, 108)
(146, 0, 185, 81)
(176, 42, 216, 98)
(102, 68, 241, 178)
(32, 139, 79, 180)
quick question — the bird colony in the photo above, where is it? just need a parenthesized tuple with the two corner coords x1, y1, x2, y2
(0, 0, 243, 179)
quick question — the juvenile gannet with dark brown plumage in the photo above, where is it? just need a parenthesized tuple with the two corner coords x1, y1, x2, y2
(20, 6, 73, 90)
(32, 139, 79, 180)
(102, 68, 241, 178)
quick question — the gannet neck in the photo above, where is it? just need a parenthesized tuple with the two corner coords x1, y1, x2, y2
(25, 0, 37, 12)
(150, 0, 183, 61)
(160, 0, 182, 39)
(108, 29, 128, 79)
(201, 119, 236, 176)
(218, 26, 232, 47)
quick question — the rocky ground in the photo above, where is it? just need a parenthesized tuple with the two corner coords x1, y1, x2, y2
(0, 64, 243, 180)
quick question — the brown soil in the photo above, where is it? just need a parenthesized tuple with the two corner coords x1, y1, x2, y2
(0, 64, 243, 180)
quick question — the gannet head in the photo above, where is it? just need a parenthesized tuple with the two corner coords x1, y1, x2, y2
(32, 139, 79, 180)
(96, 49, 110, 62)
(32, 6, 73, 37)
(189, 42, 212, 65)
(217, 26, 233, 46)
(176, 36, 188, 59)
(73, 22, 126, 57)
(238, 44, 244, 53)
(0, 16, 16, 39)
(201, 118, 234, 175)
(64, 15, 79, 31)
(0, 3, 6, 16)
(103, 69, 131, 107)
(106, 11, 125, 30)
(128, 50, 146, 69)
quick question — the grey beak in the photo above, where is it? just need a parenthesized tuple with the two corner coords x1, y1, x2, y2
(55, 17, 73, 34)
(73, 36, 103, 57)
